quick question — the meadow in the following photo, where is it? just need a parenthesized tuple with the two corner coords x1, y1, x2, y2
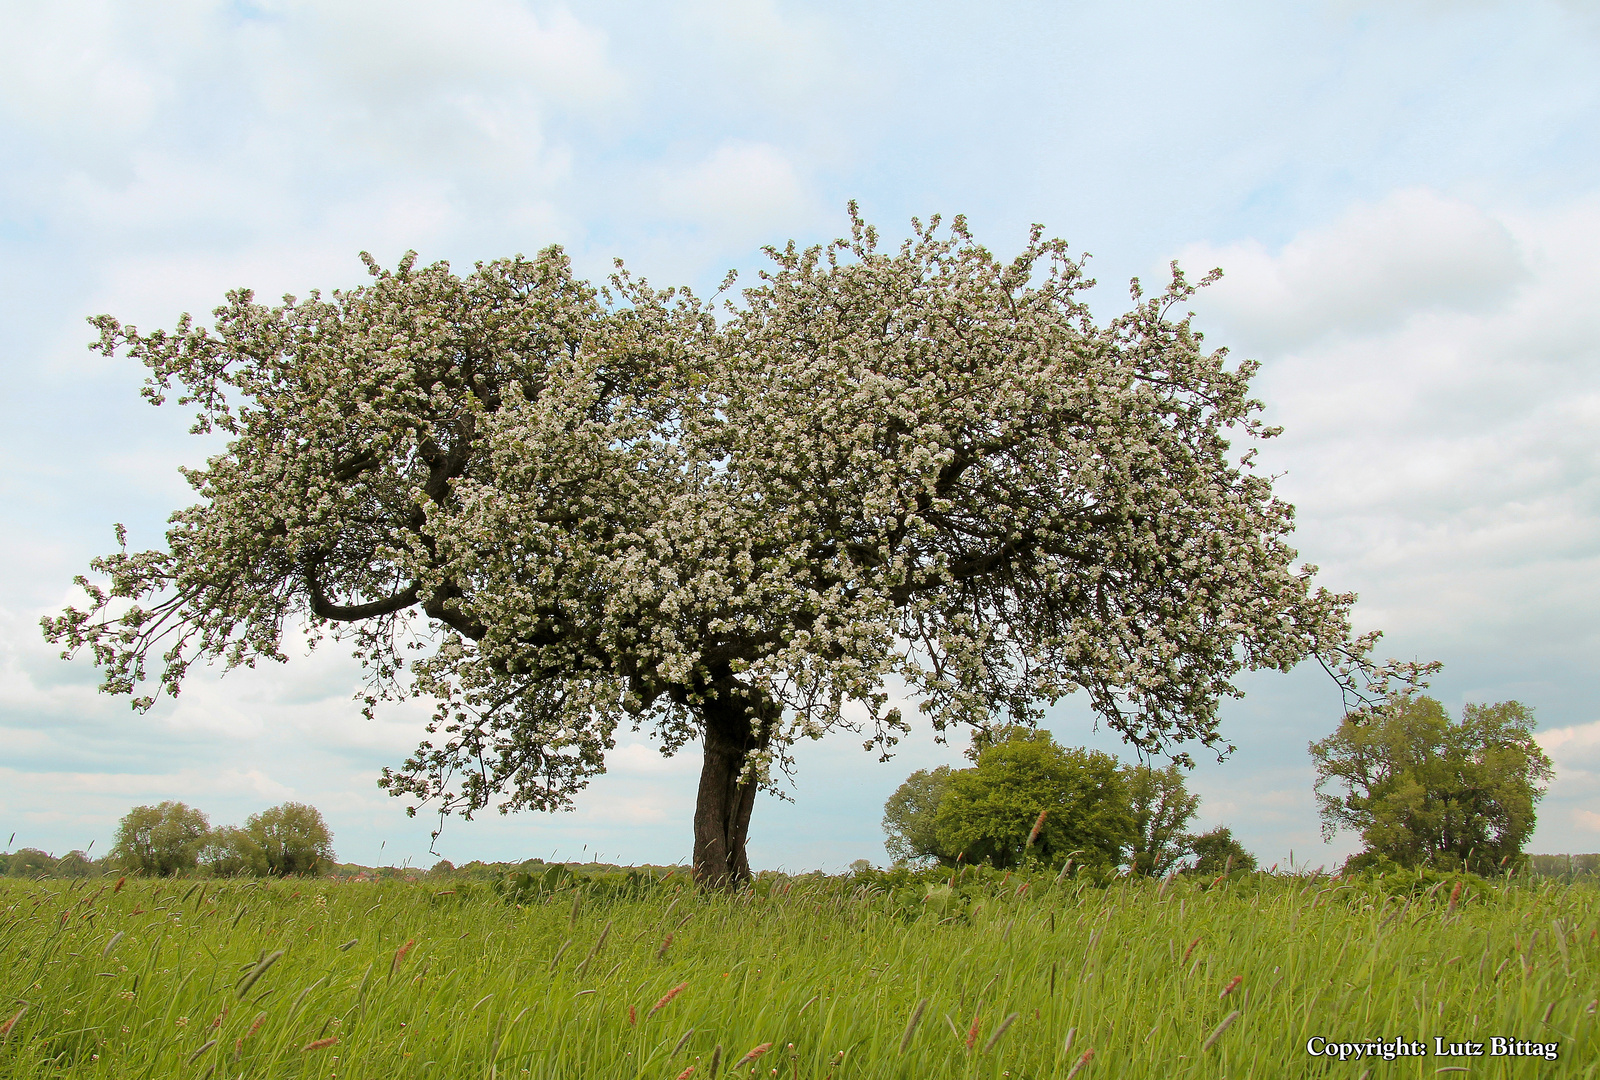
(1, 866, 1596, 1079)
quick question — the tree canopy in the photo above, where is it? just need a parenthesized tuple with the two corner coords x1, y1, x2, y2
(200, 801, 336, 876)
(1125, 762, 1202, 876)
(111, 801, 209, 877)
(935, 733, 1132, 871)
(1310, 696, 1554, 874)
(1187, 827, 1256, 876)
(45, 208, 1427, 886)
(880, 729, 1215, 874)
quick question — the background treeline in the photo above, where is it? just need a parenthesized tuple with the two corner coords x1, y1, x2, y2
(0, 800, 335, 878)
(888, 694, 1562, 880)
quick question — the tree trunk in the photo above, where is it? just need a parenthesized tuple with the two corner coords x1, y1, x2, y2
(691, 687, 772, 889)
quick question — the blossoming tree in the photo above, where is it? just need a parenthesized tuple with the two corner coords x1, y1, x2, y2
(45, 209, 1428, 886)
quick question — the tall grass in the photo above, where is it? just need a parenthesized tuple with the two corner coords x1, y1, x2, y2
(1, 868, 1596, 1077)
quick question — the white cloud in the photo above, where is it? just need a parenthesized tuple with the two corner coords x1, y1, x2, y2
(1537, 718, 1600, 755)
(255, 0, 620, 108)
(673, 0, 852, 105)
(656, 142, 815, 240)
(1181, 188, 1528, 353)
(0, 0, 181, 141)
(1165, 190, 1600, 857)
(1175, 191, 1600, 648)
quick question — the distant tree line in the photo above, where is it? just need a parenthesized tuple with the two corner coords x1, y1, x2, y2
(881, 727, 1253, 877)
(0, 800, 335, 879)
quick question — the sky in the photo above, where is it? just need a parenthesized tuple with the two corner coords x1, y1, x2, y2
(3, 0, 1599, 873)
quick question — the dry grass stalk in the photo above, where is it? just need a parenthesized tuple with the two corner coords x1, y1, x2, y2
(1062, 1027, 1075, 1053)
(547, 938, 573, 972)
(652, 982, 689, 1015)
(733, 1042, 773, 1069)
(102, 930, 125, 958)
(1064, 1048, 1094, 1079)
(899, 998, 928, 1053)
(1202, 1010, 1241, 1051)
(983, 1011, 1019, 1053)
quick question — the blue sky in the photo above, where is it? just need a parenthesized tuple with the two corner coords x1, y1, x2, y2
(3, 0, 1599, 872)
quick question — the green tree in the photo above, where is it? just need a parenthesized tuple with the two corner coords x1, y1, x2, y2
(200, 826, 265, 877)
(244, 802, 335, 876)
(45, 212, 1432, 888)
(881, 765, 958, 864)
(1310, 696, 1553, 874)
(1124, 762, 1202, 876)
(111, 801, 209, 876)
(6, 848, 59, 878)
(1187, 827, 1256, 876)
(54, 850, 96, 877)
(934, 731, 1134, 871)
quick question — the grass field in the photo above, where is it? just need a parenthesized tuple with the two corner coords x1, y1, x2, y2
(1, 867, 1596, 1078)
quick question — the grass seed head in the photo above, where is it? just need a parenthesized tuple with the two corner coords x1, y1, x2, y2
(982, 1011, 1019, 1054)
(899, 997, 928, 1053)
(300, 1036, 339, 1052)
(1203, 1010, 1241, 1051)
(236, 950, 284, 999)
(652, 982, 689, 1015)
(186, 1038, 219, 1064)
(1064, 1048, 1095, 1080)
(733, 1042, 773, 1069)
(1026, 810, 1048, 847)
(1219, 975, 1242, 1000)
(391, 937, 416, 976)
(0, 1005, 26, 1042)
